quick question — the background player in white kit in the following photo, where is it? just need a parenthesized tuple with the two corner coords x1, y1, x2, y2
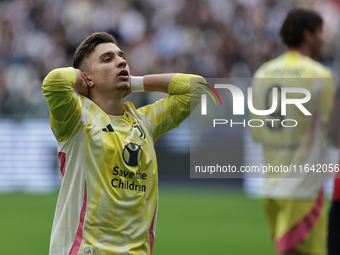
(251, 9, 335, 255)
(43, 32, 205, 255)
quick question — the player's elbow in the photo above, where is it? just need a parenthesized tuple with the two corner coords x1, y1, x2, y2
(193, 75, 206, 83)
(190, 75, 206, 96)
(191, 75, 207, 88)
(43, 69, 63, 84)
(188, 75, 206, 109)
(42, 68, 76, 96)
(42, 69, 63, 93)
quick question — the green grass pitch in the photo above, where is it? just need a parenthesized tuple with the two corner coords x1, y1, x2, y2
(0, 185, 274, 254)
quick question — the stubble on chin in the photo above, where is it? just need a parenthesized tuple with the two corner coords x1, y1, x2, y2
(117, 83, 130, 91)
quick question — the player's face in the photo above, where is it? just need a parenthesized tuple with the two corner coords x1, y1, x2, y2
(87, 43, 130, 96)
(310, 26, 324, 61)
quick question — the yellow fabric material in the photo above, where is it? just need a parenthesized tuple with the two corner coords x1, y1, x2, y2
(261, 197, 326, 255)
(42, 67, 86, 142)
(137, 73, 205, 142)
(251, 51, 335, 169)
(42, 68, 204, 255)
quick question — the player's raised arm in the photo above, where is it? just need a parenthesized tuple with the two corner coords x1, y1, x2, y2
(143, 73, 176, 93)
(42, 67, 89, 141)
(43, 67, 80, 121)
(132, 73, 205, 142)
(135, 73, 205, 123)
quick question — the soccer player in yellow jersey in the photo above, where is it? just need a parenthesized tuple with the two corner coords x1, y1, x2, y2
(42, 32, 205, 255)
(251, 9, 335, 255)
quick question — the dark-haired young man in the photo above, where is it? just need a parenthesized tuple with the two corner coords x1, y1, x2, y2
(251, 9, 334, 255)
(42, 32, 205, 255)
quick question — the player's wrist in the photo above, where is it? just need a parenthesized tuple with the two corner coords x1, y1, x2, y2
(130, 76, 144, 92)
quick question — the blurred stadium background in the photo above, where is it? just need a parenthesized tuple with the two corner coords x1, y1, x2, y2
(1, 0, 340, 254)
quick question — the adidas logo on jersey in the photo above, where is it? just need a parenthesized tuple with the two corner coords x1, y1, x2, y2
(102, 124, 114, 132)
(84, 248, 97, 254)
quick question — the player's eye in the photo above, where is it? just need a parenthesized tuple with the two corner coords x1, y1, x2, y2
(104, 58, 111, 63)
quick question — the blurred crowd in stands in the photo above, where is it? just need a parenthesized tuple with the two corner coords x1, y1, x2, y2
(0, 0, 339, 118)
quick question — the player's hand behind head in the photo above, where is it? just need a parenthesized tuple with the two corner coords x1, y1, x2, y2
(75, 69, 90, 97)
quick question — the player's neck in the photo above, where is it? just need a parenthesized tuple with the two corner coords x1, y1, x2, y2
(288, 45, 312, 58)
(89, 92, 125, 116)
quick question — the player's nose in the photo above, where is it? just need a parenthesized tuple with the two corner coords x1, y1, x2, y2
(116, 56, 127, 68)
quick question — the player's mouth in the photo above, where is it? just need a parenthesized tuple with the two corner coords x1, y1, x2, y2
(117, 69, 129, 80)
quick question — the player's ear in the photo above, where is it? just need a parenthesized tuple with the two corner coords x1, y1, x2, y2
(303, 29, 313, 45)
(83, 72, 95, 87)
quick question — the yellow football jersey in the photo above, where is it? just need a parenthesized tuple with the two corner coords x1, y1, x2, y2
(251, 51, 335, 199)
(42, 67, 204, 255)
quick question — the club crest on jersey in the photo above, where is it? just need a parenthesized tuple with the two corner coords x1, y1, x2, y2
(122, 142, 142, 166)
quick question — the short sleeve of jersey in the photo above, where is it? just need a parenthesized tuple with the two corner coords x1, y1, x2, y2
(42, 67, 85, 142)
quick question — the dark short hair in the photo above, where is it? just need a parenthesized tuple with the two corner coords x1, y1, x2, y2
(280, 8, 323, 48)
(72, 32, 117, 69)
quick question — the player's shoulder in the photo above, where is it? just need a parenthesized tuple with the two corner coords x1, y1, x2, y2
(253, 54, 285, 78)
(124, 101, 149, 119)
(125, 100, 163, 119)
(303, 57, 334, 78)
(124, 101, 154, 130)
(79, 95, 91, 106)
(123, 101, 138, 113)
(253, 52, 334, 79)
